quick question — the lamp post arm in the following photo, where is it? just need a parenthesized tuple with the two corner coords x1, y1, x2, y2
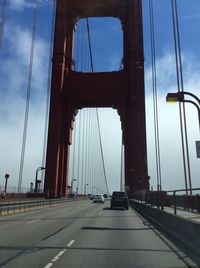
(183, 100, 200, 132)
(35, 167, 45, 193)
(183, 91, 200, 106)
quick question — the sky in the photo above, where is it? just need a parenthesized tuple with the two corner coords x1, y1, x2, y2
(0, 0, 200, 194)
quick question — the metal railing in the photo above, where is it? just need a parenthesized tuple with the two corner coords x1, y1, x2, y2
(0, 199, 53, 216)
(132, 188, 200, 215)
(166, 188, 200, 215)
(0, 197, 82, 216)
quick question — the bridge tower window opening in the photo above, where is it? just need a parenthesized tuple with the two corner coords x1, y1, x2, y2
(73, 17, 123, 72)
(68, 108, 122, 196)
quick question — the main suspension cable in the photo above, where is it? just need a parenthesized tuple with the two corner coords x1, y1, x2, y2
(86, 18, 94, 72)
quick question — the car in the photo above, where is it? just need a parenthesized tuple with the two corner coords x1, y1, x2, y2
(93, 194, 105, 203)
(88, 194, 94, 200)
(68, 193, 76, 198)
(110, 191, 129, 210)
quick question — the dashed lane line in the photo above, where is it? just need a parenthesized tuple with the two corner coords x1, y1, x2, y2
(67, 239, 75, 247)
(44, 240, 75, 268)
(51, 250, 66, 262)
(27, 219, 41, 224)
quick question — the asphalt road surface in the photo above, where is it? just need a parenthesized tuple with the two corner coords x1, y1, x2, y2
(0, 199, 198, 267)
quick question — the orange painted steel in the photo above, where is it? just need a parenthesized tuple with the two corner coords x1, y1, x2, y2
(44, 0, 149, 198)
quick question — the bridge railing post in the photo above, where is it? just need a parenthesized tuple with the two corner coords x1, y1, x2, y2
(197, 194, 200, 213)
(156, 191, 160, 210)
(173, 191, 177, 215)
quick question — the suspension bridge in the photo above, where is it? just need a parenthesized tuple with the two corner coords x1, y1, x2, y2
(0, 0, 200, 267)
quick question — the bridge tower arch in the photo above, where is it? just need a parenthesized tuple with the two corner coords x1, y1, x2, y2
(44, 0, 149, 198)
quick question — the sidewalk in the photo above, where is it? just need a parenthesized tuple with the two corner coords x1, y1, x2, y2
(163, 206, 200, 224)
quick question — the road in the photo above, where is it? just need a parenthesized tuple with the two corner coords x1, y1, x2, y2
(0, 199, 197, 267)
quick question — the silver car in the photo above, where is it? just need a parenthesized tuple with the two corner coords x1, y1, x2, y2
(93, 194, 105, 203)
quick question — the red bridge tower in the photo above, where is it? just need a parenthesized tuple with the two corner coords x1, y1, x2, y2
(44, 0, 149, 198)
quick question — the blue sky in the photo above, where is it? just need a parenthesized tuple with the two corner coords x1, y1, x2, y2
(0, 0, 200, 193)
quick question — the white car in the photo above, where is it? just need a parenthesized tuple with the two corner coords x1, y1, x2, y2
(93, 194, 105, 203)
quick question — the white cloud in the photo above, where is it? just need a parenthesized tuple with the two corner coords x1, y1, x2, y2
(0, 20, 50, 188)
(145, 52, 200, 191)
(9, 0, 49, 11)
(9, 0, 35, 11)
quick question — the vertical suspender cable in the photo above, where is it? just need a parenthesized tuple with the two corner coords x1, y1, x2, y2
(88, 109, 92, 193)
(82, 109, 86, 193)
(81, 109, 86, 194)
(41, 0, 56, 189)
(174, 0, 192, 194)
(0, 0, 8, 49)
(90, 110, 95, 193)
(84, 108, 89, 191)
(149, 0, 162, 190)
(86, 17, 109, 195)
(171, 0, 192, 194)
(120, 140, 124, 191)
(77, 111, 82, 194)
(18, 0, 39, 192)
(95, 109, 110, 195)
(71, 120, 77, 190)
(171, 0, 188, 194)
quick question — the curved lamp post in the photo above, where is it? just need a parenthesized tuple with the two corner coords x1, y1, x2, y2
(166, 91, 200, 195)
(4, 173, 10, 196)
(166, 91, 200, 131)
(35, 167, 45, 193)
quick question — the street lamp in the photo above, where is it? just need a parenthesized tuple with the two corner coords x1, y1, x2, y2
(35, 167, 45, 193)
(71, 179, 76, 194)
(30, 182, 34, 193)
(84, 183, 88, 195)
(96, 187, 99, 194)
(166, 91, 200, 195)
(166, 91, 200, 131)
(4, 173, 10, 196)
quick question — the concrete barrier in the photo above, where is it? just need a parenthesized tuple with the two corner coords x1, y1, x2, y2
(130, 200, 200, 258)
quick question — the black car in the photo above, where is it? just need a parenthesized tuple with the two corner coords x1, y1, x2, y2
(110, 191, 129, 210)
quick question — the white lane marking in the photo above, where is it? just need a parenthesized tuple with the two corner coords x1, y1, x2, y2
(98, 211, 103, 216)
(67, 239, 75, 247)
(43, 240, 75, 268)
(44, 263, 53, 268)
(27, 219, 41, 224)
(52, 250, 66, 262)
